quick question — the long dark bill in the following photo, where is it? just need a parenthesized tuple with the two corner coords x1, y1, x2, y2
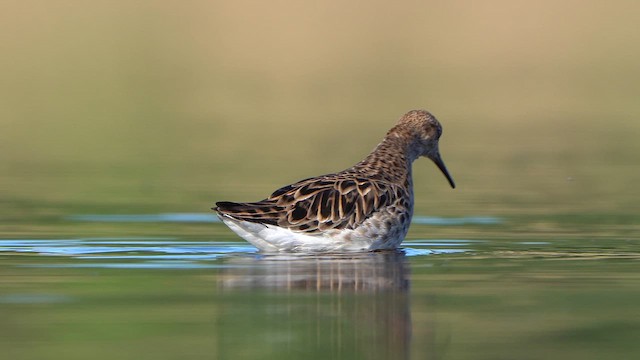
(430, 152, 456, 189)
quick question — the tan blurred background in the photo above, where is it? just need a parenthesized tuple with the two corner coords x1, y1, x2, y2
(1, 0, 639, 222)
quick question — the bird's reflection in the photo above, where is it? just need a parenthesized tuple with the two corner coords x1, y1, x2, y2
(220, 250, 409, 292)
(216, 251, 411, 360)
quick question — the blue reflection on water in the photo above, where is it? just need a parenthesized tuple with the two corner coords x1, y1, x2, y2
(0, 239, 255, 257)
(0, 237, 473, 270)
(17, 213, 496, 270)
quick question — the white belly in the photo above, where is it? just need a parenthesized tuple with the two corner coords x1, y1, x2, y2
(219, 213, 409, 253)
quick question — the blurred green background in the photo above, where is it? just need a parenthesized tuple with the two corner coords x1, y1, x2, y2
(2, 2, 640, 360)
(1, 0, 639, 233)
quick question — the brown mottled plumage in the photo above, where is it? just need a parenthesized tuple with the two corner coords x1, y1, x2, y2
(214, 110, 455, 252)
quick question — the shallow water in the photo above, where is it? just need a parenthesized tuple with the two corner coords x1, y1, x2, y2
(1, 213, 639, 360)
(2, 2, 640, 357)
(2, 132, 639, 360)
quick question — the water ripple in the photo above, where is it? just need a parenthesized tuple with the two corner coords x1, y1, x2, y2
(0, 237, 469, 269)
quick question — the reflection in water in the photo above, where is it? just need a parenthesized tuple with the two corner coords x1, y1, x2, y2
(217, 251, 413, 360)
(221, 252, 409, 292)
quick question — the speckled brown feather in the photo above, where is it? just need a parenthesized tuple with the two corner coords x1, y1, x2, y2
(215, 175, 403, 234)
(214, 109, 455, 246)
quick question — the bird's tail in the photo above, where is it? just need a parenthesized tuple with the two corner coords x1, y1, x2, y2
(212, 201, 282, 226)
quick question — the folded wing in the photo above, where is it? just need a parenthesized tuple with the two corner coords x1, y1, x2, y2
(214, 175, 400, 234)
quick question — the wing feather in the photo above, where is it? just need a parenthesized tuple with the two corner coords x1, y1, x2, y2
(215, 174, 402, 234)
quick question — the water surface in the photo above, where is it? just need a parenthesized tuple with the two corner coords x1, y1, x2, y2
(1, 214, 638, 360)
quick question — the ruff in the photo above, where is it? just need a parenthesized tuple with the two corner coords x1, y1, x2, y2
(214, 109, 455, 253)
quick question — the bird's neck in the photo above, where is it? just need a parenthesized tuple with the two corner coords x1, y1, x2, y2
(354, 135, 416, 185)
